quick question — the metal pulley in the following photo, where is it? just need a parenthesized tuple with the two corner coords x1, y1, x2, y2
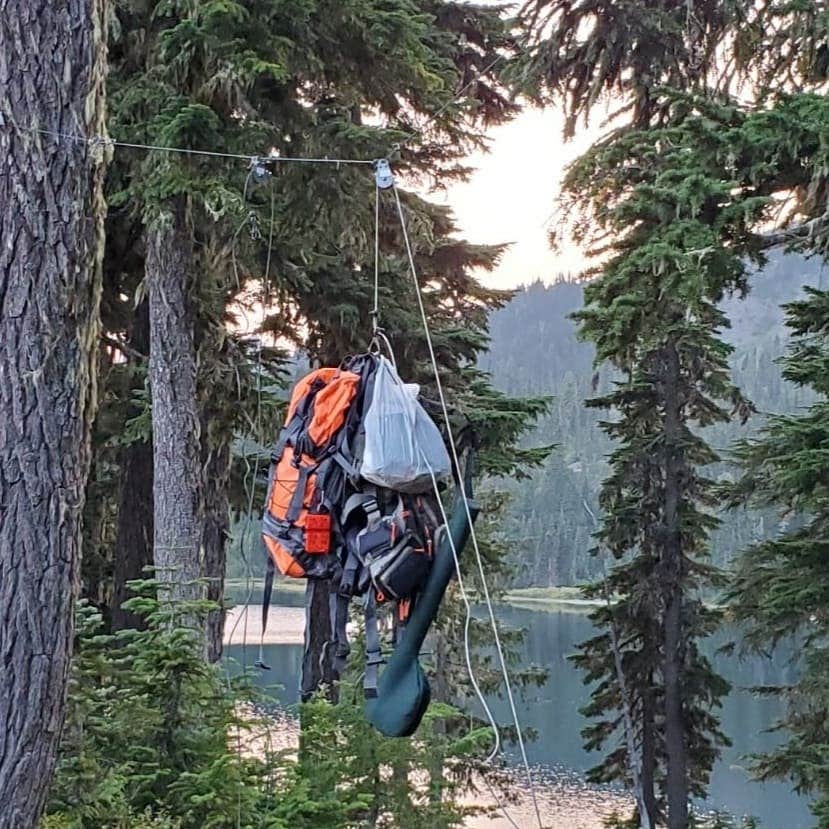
(374, 159, 395, 189)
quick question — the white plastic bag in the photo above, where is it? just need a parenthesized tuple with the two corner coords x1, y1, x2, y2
(360, 357, 452, 492)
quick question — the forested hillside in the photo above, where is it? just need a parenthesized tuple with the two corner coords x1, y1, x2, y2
(483, 252, 823, 587)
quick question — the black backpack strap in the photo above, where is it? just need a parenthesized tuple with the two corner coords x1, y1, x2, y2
(255, 549, 275, 670)
(332, 449, 360, 481)
(340, 542, 362, 595)
(330, 589, 351, 678)
(364, 591, 384, 698)
(300, 579, 321, 701)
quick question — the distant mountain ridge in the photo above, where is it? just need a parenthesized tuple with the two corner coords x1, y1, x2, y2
(482, 252, 823, 587)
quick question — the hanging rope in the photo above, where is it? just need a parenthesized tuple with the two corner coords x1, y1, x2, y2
(224, 175, 277, 665)
(424, 461, 522, 829)
(389, 181, 544, 829)
(372, 176, 381, 335)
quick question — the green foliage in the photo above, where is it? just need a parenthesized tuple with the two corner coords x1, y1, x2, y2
(47, 593, 364, 829)
(481, 258, 822, 589)
(48, 586, 514, 829)
(726, 290, 829, 826)
(512, 0, 740, 134)
(505, 36, 829, 812)
(297, 681, 495, 828)
(87, 0, 545, 630)
(557, 93, 777, 819)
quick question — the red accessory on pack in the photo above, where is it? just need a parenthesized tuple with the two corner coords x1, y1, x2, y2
(304, 512, 332, 554)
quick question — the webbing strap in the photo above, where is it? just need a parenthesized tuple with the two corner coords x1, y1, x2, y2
(300, 580, 320, 701)
(330, 591, 351, 677)
(286, 465, 312, 523)
(333, 449, 360, 481)
(364, 592, 384, 698)
(340, 546, 362, 597)
(255, 551, 275, 670)
(261, 554, 275, 635)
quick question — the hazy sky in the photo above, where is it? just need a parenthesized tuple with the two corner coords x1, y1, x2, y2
(435, 105, 604, 290)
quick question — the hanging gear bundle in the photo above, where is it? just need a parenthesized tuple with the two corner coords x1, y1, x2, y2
(230, 136, 540, 824)
(259, 352, 455, 711)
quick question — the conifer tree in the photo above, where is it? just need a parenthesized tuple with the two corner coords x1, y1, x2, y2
(84, 0, 551, 816)
(564, 99, 768, 826)
(91, 0, 520, 653)
(514, 5, 753, 824)
(725, 287, 829, 827)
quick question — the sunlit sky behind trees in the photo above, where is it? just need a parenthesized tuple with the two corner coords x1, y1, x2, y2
(441, 102, 607, 288)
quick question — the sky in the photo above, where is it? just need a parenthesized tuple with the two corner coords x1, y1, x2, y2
(435, 104, 605, 290)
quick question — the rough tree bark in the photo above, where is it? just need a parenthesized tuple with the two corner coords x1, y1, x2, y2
(662, 340, 689, 829)
(428, 631, 450, 804)
(147, 203, 204, 612)
(112, 298, 154, 631)
(202, 435, 230, 661)
(640, 681, 659, 826)
(0, 1, 108, 824)
(300, 582, 335, 701)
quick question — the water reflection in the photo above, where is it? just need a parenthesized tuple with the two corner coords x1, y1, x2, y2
(227, 603, 813, 828)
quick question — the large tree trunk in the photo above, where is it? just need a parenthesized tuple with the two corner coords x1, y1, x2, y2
(148, 204, 204, 613)
(0, 1, 108, 824)
(662, 340, 689, 829)
(112, 299, 154, 631)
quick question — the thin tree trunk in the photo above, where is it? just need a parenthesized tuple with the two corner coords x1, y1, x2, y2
(148, 203, 204, 614)
(203, 436, 230, 661)
(603, 586, 653, 829)
(429, 631, 450, 804)
(662, 340, 689, 829)
(641, 677, 659, 826)
(0, 0, 108, 823)
(586, 501, 657, 829)
(300, 581, 335, 701)
(112, 298, 154, 631)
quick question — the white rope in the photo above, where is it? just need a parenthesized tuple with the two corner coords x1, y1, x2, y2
(225, 178, 276, 659)
(423, 460, 521, 829)
(5, 121, 375, 166)
(223, 172, 277, 829)
(372, 180, 381, 333)
(391, 184, 544, 829)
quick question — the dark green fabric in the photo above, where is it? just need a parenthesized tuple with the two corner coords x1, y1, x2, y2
(365, 492, 478, 737)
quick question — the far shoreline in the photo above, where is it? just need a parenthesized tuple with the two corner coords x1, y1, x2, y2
(223, 578, 602, 613)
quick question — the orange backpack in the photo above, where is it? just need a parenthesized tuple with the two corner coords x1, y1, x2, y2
(261, 357, 374, 581)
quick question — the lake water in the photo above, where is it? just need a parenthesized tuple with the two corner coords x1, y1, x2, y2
(226, 598, 812, 829)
